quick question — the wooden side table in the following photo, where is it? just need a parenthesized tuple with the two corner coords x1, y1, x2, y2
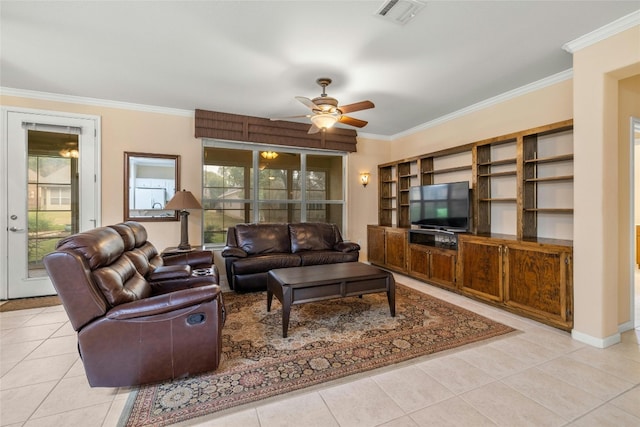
(161, 246, 201, 257)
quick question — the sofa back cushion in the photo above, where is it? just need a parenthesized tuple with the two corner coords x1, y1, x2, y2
(92, 257, 151, 306)
(235, 223, 291, 255)
(289, 223, 339, 253)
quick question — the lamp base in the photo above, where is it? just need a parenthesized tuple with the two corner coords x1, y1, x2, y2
(177, 210, 191, 250)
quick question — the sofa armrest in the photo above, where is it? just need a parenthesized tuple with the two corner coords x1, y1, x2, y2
(106, 285, 222, 320)
(221, 246, 247, 258)
(147, 264, 191, 281)
(162, 250, 213, 268)
(334, 241, 361, 253)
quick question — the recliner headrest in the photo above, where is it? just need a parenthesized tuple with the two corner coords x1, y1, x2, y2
(56, 227, 125, 269)
(124, 221, 148, 248)
(108, 223, 136, 250)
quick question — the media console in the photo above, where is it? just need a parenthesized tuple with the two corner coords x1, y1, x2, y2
(408, 228, 460, 250)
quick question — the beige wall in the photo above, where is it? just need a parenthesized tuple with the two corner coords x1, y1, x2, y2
(573, 26, 640, 344)
(347, 136, 391, 260)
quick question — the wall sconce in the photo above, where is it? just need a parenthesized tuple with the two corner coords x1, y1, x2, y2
(360, 172, 370, 187)
(261, 151, 278, 160)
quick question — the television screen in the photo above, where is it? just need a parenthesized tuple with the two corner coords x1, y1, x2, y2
(409, 181, 470, 231)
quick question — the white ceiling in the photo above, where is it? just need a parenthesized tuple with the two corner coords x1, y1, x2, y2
(1, 1, 639, 137)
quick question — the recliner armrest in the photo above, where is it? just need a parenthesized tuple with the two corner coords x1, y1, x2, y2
(334, 241, 361, 253)
(106, 285, 222, 320)
(163, 250, 213, 268)
(221, 247, 247, 258)
(147, 264, 191, 281)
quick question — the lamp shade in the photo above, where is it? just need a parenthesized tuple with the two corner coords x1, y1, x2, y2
(165, 190, 202, 210)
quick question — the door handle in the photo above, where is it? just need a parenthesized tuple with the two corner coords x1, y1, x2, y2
(9, 227, 25, 232)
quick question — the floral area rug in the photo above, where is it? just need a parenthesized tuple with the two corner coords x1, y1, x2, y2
(120, 284, 515, 427)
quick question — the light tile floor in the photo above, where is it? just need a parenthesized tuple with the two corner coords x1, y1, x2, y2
(1, 275, 639, 427)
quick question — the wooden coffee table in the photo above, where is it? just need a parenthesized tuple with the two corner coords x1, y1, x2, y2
(267, 262, 395, 338)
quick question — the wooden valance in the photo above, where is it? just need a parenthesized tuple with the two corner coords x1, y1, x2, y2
(194, 109, 358, 152)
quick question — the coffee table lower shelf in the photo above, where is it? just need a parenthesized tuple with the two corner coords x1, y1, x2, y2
(267, 262, 395, 338)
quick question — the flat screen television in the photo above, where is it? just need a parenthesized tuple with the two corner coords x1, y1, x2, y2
(409, 181, 470, 232)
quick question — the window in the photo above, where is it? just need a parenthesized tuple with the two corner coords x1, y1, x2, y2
(202, 142, 345, 245)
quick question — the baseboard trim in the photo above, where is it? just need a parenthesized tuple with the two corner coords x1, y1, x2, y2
(571, 329, 621, 348)
(617, 320, 635, 334)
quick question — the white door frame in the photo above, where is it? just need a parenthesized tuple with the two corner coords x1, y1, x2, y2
(1, 107, 102, 299)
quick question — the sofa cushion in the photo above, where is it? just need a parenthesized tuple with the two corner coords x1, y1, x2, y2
(298, 250, 359, 266)
(231, 253, 301, 275)
(236, 223, 291, 255)
(289, 223, 337, 253)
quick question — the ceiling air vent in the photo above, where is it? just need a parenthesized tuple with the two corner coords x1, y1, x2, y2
(375, 0, 426, 25)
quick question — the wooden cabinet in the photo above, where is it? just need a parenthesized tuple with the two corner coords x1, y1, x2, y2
(385, 227, 408, 272)
(408, 243, 457, 289)
(367, 225, 407, 273)
(367, 226, 386, 266)
(372, 120, 575, 332)
(458, 237, 504, 301)
(458, 234, 573, 330)
(505, 244, 572, 328)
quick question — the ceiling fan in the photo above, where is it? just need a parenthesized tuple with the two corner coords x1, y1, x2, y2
(272, 78, 375, 134)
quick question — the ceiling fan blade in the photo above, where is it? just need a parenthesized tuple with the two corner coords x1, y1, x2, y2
(338, 115, 368, 128)
(337, 100, 375, 114)
(307, 124, 321, 134)
(295, 96, 319, 111)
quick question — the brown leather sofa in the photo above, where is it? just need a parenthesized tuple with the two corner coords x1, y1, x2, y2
(222, 222, 360, 292)
(43, 221, 225, 387)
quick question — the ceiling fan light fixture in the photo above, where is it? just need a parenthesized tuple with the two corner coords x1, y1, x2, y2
(310, 114, 338, 130)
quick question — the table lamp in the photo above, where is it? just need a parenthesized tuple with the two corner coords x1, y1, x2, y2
(164, 189, 202, 250)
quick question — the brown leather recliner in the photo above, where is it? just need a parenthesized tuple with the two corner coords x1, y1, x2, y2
(43, 222, 225, 387)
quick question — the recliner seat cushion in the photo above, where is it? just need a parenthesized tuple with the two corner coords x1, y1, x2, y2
(298, 250, 359, 266)
(230, 253, 301, 275)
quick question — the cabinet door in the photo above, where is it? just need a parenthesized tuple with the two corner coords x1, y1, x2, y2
(429, 248, 457, 289)
(385, 229, 407, 272)
(459, 238, 503, 301)
(367, 226, 386, 266)
(408, 244, 430, 281)
(504, 245, 572, 329)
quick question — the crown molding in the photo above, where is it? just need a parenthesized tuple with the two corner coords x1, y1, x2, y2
(562, 9, 640, 53)
(391, 69, 573, 140)
(0, 87, 194, 117)
(2, 69, 574, 141)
